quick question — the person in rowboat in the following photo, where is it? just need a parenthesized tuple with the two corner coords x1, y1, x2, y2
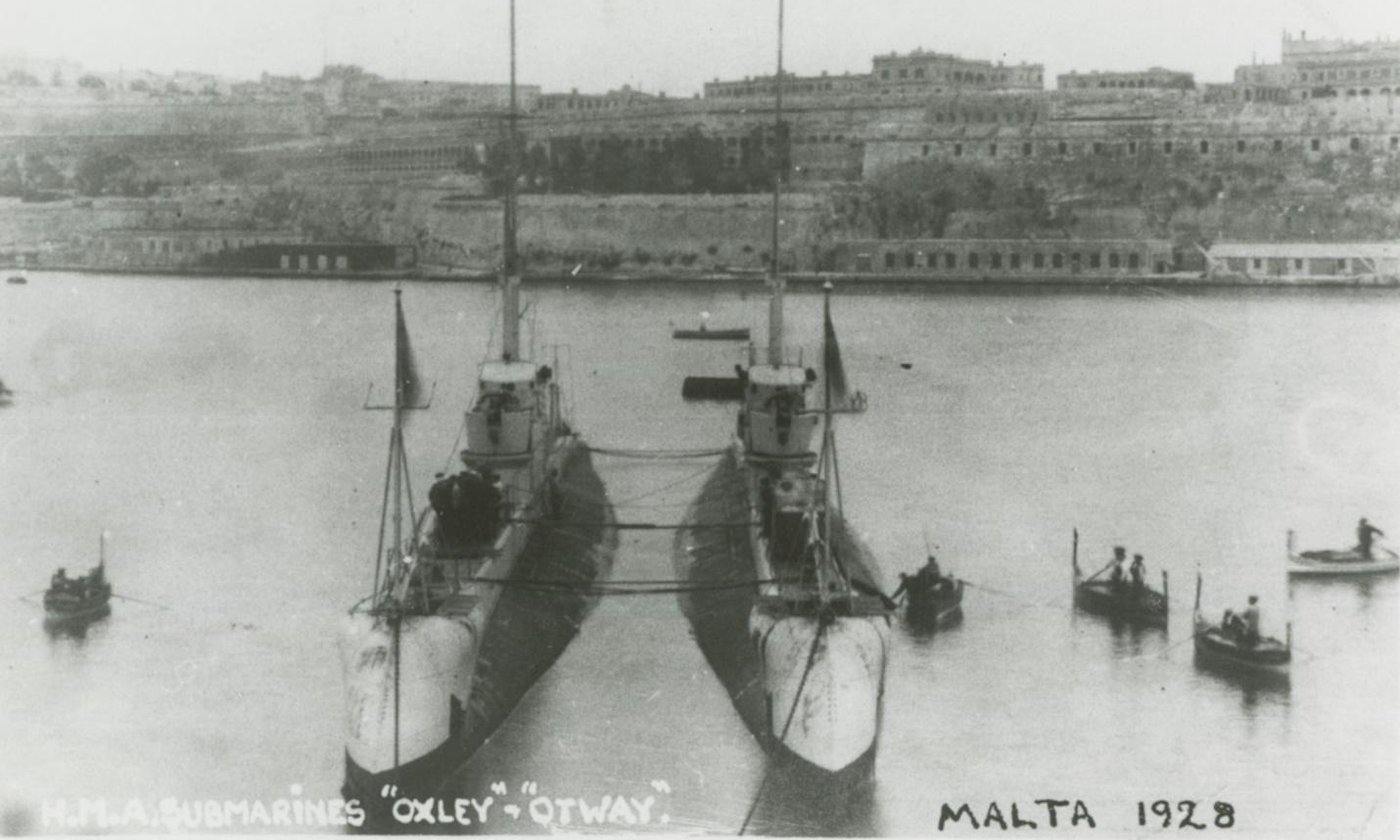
(894, 555, 948, 600)
(1357, 518, 1385, 561)
(1108, 546, 1127, 591)
(1239, 595, 1261, 646)
(1129, 553, 1146, 591)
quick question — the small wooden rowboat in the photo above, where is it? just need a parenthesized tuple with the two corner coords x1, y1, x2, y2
(1192, 574, 1290, 677)
(900, 571, 964, 628)
(1071, 530, 1168, 628)
(44, 536, 113, 626)
(1286, 530, 1399, 576)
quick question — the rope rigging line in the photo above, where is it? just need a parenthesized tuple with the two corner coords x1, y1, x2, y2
(582, 445, 731, 460)
(423, 576, 778, 596)
(544, 482, 703, 512)
(439, 417, 467, 478)
(960, 579, 1070, 611)
(505, 518, 753, 530)
(611, 462, 722, 507)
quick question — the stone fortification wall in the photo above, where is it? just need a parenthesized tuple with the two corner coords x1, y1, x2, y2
(388, 192, 826, 272)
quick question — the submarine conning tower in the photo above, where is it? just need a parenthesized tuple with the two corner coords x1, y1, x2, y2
(463, 359, 552, 468)
(739, 358, 820, 465)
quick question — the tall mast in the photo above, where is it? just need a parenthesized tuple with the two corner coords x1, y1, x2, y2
(390, 289, 406, 564)
(501, 0, 521, 362)
(766, 0, 786, 367)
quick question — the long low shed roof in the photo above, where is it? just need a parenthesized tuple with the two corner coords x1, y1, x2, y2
(1209, 242, 1400, 259)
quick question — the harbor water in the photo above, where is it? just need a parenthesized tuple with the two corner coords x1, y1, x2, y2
(0, 273, 1396, 836)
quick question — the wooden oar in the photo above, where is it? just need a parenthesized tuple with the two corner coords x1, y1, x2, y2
(1082, 559, 1118, 583)
(111, 593, 171, 610)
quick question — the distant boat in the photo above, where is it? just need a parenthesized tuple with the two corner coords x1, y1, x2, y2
(673, 309, 748, 341)
(1192, 573, 1290, 678)
(1287, 530, 1399, 576)
(672, 326, 750, 340)
(6, 275, 26, 285)
(1071, 530, 1168, 628)
(44, 534, 113, 626)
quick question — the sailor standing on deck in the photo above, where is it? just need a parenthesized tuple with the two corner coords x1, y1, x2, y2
(1357, 518, 1385, 561)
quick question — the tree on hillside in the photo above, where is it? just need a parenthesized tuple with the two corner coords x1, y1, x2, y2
(0, 158, 23, 196)
(592, 136, 628, 193)
(525, 143, 550, 191)
(4, 70, 41, 87)
(73, 151, 158, 197)
(77, 74, 106, 90)
(669, 127, 725, 193)
(548, 137, 587, 192)
(21, 154, 65, 191)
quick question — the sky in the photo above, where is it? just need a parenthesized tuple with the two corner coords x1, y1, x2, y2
(1, 0, 1398, 94)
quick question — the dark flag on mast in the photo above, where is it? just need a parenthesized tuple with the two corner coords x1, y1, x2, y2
(394, 294, 423, 411)
(823, 296, 849, 407)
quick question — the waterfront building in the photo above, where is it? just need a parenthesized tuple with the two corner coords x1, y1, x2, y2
(85, 227, 305, 269)
(1205, 242, 1400, 282)
(833, 238, 1177, 277)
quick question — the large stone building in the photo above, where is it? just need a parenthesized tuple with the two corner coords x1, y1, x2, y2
(1232, 31, 1400, 101)
(704, 71, 869, 101)
(1057, 68, 1194, 92)
(702, 47, 1044, 103)
(871, 49, 1043, 92)
(862, 100, 1400, 177)
(537, 85, 665, 113)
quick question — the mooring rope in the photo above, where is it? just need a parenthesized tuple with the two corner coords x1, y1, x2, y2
(448, 575, 777, 596)
(611, 462, 721, 507)
(507, 518, 752, 530)
(582, 445, 730, 460)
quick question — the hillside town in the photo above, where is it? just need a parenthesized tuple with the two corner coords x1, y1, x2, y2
(1, 30, 1398, 282)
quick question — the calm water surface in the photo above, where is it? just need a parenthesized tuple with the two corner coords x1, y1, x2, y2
(0, 274, 1396, 837)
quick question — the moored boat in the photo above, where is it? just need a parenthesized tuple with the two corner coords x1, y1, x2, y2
(673, 326, 751, 341)
(896, 557, 963, 628)
(1071, 530, 1168, 628)
(1286, 529, 1399, 576)
(44, 534, 113, 626)
(673, 310, 750, 341)
(1192, 573, 1291, 678)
